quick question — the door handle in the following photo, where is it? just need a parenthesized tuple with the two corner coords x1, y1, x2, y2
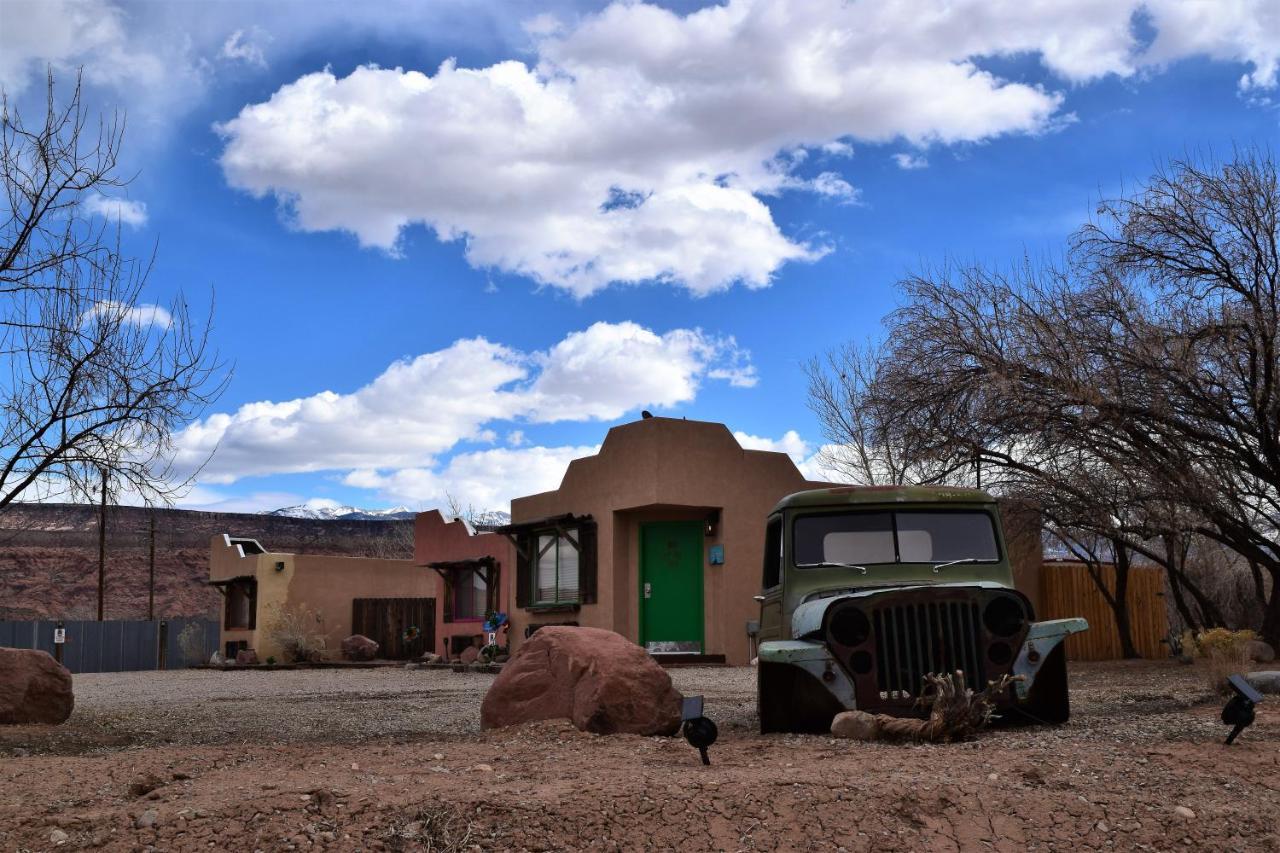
(644, 582, 652, 599)
(753, 595, 766, 602)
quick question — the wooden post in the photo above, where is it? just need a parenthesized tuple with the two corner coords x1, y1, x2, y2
(97, 469, 107, 622)
(148, 514, 156, 621)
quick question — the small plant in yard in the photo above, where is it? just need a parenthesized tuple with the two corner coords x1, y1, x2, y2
(264, 603, 328, 663)
(1183, 628, 1258, 695)
(266, 656, 276, 666)
(176, 622, 206, 667)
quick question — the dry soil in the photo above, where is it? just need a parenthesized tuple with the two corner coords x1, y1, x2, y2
(0, 661, 1277, 852)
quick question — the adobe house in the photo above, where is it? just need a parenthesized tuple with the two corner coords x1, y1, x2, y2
(412, 510, 515, 659)
(209, 535, 430, 661)
(209, 512, 513, 662)
(496, 417, 834, 665)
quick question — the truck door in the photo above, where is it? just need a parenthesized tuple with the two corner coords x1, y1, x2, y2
(756, 514, 785, 642)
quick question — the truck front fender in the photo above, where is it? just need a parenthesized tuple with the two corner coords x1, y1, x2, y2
(1012, 618, 1088, 698)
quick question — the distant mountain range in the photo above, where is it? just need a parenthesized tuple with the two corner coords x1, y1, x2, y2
(266, 504, 418, 521)
(263, 505, 511, 528)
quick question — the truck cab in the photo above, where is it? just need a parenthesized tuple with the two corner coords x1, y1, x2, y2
(756, 486, 1087, 733)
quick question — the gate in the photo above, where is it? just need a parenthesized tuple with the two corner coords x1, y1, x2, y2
(351, 598, 435, 660)
(1040, 561, 1169, 660)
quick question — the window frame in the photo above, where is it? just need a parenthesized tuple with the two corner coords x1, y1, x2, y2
(450, 567, 488, 622)
(533, 530, 581, 606)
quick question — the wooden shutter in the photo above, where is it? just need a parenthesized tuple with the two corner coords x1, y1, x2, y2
(579, 522, 598, 605)
(515, 535, 532, 608)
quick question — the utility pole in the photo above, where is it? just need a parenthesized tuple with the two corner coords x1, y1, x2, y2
(148, 513, 156, 621)
(97, 469, 107, 622)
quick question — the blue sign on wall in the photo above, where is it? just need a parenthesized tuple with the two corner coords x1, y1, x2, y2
(708, 544, 725, 565)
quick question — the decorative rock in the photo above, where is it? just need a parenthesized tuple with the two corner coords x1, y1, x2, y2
(1244, 671, 1280, 694)
(419, 653, 443, 664)
(0, 648, 74, 725)
(341, 634, 379, 661)
(480, 626, 682, 736)
(306, 649, 325, 664)
(235, 649, 259, 666)
(831, 710, 881, 740)
(49, 829, 69, 846)
(135, 809, 159, 829)
(1173, 806, 1196, 820)
(1245, 640, 1276, 663)
(459, 646, 480, 665)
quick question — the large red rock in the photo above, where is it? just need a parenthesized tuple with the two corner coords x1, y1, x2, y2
(0, 648, 74, 725)
(480, 627, 682, 736)
(341, 634, 378, 661)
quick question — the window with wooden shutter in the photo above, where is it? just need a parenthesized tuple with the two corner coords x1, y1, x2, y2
(579, 522, 598, 604)
(515, 535, 532, 608)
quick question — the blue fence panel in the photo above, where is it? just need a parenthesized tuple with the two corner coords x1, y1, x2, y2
(0, 617, 218, 673)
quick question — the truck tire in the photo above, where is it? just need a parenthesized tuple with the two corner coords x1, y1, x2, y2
(758, 661, 846, 734)
(1007, 642, 1070, 726)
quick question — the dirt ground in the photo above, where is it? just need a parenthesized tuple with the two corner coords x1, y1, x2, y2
(1, 661, 1277, 852)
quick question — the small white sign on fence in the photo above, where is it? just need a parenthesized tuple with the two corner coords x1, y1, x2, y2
(53, 628, 66, 644)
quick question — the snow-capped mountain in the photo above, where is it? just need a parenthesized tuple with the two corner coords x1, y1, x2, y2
(266, 504, 417, 522)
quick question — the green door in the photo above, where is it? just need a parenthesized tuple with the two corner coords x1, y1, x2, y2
(640, 521, 704, 654)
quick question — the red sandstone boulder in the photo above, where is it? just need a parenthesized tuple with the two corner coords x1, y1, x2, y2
(0, 648, 74, 725)
(459, 646, 480, 665)
(235, 649, 259, 666)
(480, 627, 682, 736)
(341, 634, 379, 661)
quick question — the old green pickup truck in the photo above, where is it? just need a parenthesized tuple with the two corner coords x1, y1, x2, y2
(755, 486, 1087, 733)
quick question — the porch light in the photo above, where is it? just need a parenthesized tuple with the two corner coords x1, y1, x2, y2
(704, 510, 720, 537)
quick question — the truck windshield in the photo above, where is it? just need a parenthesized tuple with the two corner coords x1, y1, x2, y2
(794, 510, 999, 567)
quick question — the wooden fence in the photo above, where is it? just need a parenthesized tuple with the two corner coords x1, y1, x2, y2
(1039, 561, 1169, 660)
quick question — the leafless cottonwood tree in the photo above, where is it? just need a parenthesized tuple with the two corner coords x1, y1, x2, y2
(0, 72, 225, 511)
(809, 150, 1279, 648)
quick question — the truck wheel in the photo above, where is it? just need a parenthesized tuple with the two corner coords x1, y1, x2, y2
(758, 661, 845, 734)
(1008, 642, 1070, 726)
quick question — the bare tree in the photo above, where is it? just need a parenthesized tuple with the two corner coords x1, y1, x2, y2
(808, 150, 1279, 647)
(0, 71, 224, 511)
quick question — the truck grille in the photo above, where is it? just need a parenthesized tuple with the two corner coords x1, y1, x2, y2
(872, 601, 984, 695)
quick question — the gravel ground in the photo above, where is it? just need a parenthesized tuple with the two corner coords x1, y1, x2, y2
(1, 661, 1277, 851)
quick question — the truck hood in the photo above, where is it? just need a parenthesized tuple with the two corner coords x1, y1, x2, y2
(791, 580, 1011, 639)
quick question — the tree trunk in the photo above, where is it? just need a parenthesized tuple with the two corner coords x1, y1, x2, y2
(1259, 566, 1280, 650)
(1111, 541, 1140, 659)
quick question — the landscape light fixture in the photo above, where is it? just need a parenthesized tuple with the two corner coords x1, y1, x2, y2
(1221, 673, 1263, 745)
(681, 695, 718, 766)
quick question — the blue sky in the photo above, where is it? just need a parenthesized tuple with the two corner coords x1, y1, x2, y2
(2, 0, 1277, 514)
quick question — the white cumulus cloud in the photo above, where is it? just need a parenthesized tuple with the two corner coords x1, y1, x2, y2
(892, 153, 930, 171)
(733, 430, 811, 465)
(175, 321, 754, 484)
(213, 0, 1280, 296)
(345, 444, 602, 512)
(83, 300, 172, 329)
(82, 193, 148, 227)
